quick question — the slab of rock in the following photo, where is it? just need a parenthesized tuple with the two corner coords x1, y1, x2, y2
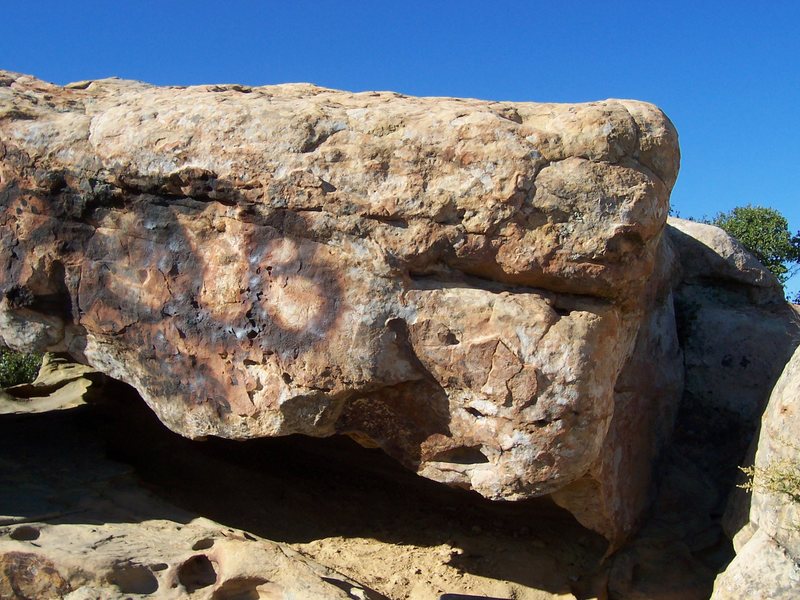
(1, 520, 385, 600)
(0, 71, 679, 540)
(711, 529, 800, 600)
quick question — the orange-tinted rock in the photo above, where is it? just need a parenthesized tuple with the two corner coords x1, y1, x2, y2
(0, 71, 680, 542)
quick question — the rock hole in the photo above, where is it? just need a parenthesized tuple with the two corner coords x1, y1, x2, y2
(464, 407, 484, 418)
(281, 372, 293, 384)
(5, 284, 34, 309)
(438, 330, 460, 345)
(533, 419, 549, 427)
(191, 538, 215, 551)
(553, 306, 572, 317)
(178, 554, 217, 593)
(109, 563, 159, 594)
(430, 445, 490, 465)
(9, 525, 40, 541)
(150, 563, 169, 571)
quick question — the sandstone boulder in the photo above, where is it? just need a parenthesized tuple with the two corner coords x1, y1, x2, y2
(0, 71, 680, 540)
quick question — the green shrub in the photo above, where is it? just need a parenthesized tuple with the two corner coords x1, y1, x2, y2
(0, 349, 42, 388)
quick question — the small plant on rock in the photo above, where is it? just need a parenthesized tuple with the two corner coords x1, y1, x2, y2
(740, 460, 800, 505)
(740, 437, 800, 531)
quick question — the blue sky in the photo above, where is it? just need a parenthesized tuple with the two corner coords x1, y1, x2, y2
(2, 1, 798, 292)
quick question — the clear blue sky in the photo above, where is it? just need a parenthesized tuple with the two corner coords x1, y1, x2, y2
(2, 1, 798, 292)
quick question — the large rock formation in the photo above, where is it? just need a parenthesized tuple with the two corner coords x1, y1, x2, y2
(0, 71, 680, 542)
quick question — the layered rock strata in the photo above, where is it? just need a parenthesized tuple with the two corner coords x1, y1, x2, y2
(0, 71, 679, 541)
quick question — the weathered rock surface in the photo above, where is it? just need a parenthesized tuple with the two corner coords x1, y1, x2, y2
(0, 71, 680, 540)
(649, 218, 800, 598)
(711, 529, 799, 599)
(550, 228, 685, 545)
(1, 520, 383, 600)
(712, 345, 800, 599)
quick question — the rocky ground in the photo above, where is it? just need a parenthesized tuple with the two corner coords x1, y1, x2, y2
(0, 375, 604, 599)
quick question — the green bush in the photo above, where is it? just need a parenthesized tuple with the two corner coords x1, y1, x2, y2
(0, 349, 42, 388)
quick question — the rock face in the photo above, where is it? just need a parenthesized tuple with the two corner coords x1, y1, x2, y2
(668, 217, 799, 424)
(712, 345, 800, 599)
(0, 71, 680, 541)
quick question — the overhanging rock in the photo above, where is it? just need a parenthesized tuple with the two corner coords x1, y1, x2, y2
(0, 71, 680, 543)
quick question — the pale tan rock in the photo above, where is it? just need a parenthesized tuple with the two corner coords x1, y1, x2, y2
(0, 71, 680, 540)
(0, 519, 382, 599)
(552, 288, 684, 546)
(668, 217, 783, 293)
(711, 529, 800, 599)
(750, 347, 800, 559)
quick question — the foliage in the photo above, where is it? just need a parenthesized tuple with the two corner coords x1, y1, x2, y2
(0, 349, 42, 388)
(711, 205, 800, 285)
(740, 437, 800, 531)
(740, 460, 800, 505)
